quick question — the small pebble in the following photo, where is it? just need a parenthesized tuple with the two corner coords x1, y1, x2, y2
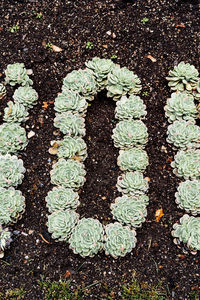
(28, 131, 35, 139)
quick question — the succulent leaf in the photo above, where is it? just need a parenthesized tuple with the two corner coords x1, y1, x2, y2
(5, 63, 33, 86)
(115, 95, 147, 120)
(112, 120, 148, 149)
(0, 154, 25, 187)
(192, 80, 200, 101)
(117, 171, 149, 196)
(13, 86, 38, 109)
(0, 225, 12, 258)
(117, 148, 149, 171)
(54, 112, 86, 136)
(4, 101, 29, 123)
(69, 218, 104, 257)
(57, 136, 87, 161)
(104, 222, 137, 259)
(50, 159, 86, 189)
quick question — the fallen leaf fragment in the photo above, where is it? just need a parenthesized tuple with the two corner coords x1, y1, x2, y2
(146, 55, 157, 62)
(145, 177, 151, 182)
(50, 44, 63, 52)
(42, 102, 48, 110)
(64, 271, 71, 278)
(48, 147, 58, 155)
(155, 208, 164, 222)
(39, 233, 50, 244)
(176, 24, 186, 28)
(103, 44, 108, 49)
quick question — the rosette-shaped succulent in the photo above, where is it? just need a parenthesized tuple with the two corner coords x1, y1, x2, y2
(115, 95, 147, 120)
(62, 69, 97, 101)
(166, 62, 199, 92)
(85, 57, 114, 91)
(50, 159, 86, 190)
(117, 148, 149, 172)
(112, 120, 148, 149)
(104, 222, 137, 259)
(0, 154, 25, 187)
(107, 65, 142, 101)
(5, 63, 33, 86)
(4, 101, 29, 123)
(57, 136, 87, 161)
(111, 195, 147, 228)
(172, 214, 200, 253)
(175, 180, 200, 215)
(193, 80, 200, 101)
(171, 149, 200, 180)
(117, 171, 149, 196)
(54, 112, 85, 136)
(54, 90, 88, 116)
(164, 92, 197, 122)
(0, 225, 12, 258)
(69, 218, 104, 257)
(0, 83, 6, 99)
(47, 210, 79, 242)
(13, 86, 38, 109)
(0, 187, 25, 225)
(166, 120, 200, 150)
(0, 123, 28, 154)
(45, 187, 80, 213)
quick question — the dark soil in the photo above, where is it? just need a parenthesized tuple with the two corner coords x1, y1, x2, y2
(0, 0, 200, 299)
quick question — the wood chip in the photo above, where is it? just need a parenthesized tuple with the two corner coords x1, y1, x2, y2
(50, 44, 63, 52)
(146, 55, 157, 62)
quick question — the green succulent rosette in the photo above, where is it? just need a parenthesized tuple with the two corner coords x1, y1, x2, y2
(62, 69, 97, 101)
(54, 90, 88, 116)
(0, 83, 6, 100)
(192, 80, 200, 101)
(54, 112, 86, 136)
(111, 195, 148, 228)
(45, 187, 80, 213)
(5, 63, 33, 86)
(164, 92, 197, 123)
(117, 171, 149, 196)
(0, 154, 25, 187)
(57, 136, 87, 161)
(172, 214, 200, 253)
(69, 218, 104, 257)
(13, 86, 38, 109)
(3, 101, 29, 123)
(112, 120, 148, 149)
(85, 57, 114, 91)
(166, 120, 200, 150)
(0, 123, 28, 154)
(166, 62, 199, 92)
(115, 95, 147, 120)
(104, 222, 137, 259)
(50, 159, 86, 190)
(0, 225, 12, 258)
(117, 148, 149, 172)
(175, 180, 200, 215)
(106, 65, 142, 101)
(0, 187, 25, 225)
(171, 149, 200, 180)
(47, 210, 79, 242)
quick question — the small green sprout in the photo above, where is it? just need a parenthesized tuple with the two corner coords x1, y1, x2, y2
(85, 41, 94, 50)
(36, 12, 43, 19)
(111, 55, 118, 60)
(46, 42, 53, 51)
(141, 17, 149, 25)
(9, 24, 20, 33)
(142, 91, 149, 96)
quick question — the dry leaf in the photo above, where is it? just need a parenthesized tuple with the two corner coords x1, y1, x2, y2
(49, 147, 58, 155)
(64, 271, 71, 278)
(145, 177, 151, 182)
(103, 44, 108, 49)
(50, 44, 63, 52)
(176, 24, 185, 28)
(155, 208, 164, 222)
(42, 102, 48, 110)
(146, 55, 157, 62)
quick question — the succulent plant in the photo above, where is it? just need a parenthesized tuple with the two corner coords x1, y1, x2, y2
(62, 69, 97, 101)
(164, 92, 197, 122)
(45, 187, 80, 213)
(54, 112, 86, 136)
(0, 123, 28, 154)
(106, 65, 142, 101)
(50, 159, 86, 190)
(117, 148, 149, 172)
(0, 187, 25, 225)
(54, 90, 88, 116)
(112, 120, 148, 149)
(111, 195, 147, 228)
(175, 180, 200, 215)
(172, 214, 200, 253)
(166, 120, 200, 150)
(5, 63, 33, 86)
(192, 80, 200, 101)
(13, 86, 38, 109)
(0, 225, 12, 258)
(47, 210, 79, 242)
(104, 222, 137, 259)
(3, 101, 29, 123)
(69, 218, 104, 257)
(115, 95, 147, 120)
(57, 136, 87, 161)
(117, 171, 149, 196)
(85, 57, 114, 91)
(0, 154, 25, 187)
(166, 62, 199, 92)
(171, 149, 200, 180)
(0, 83, 6, 100)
